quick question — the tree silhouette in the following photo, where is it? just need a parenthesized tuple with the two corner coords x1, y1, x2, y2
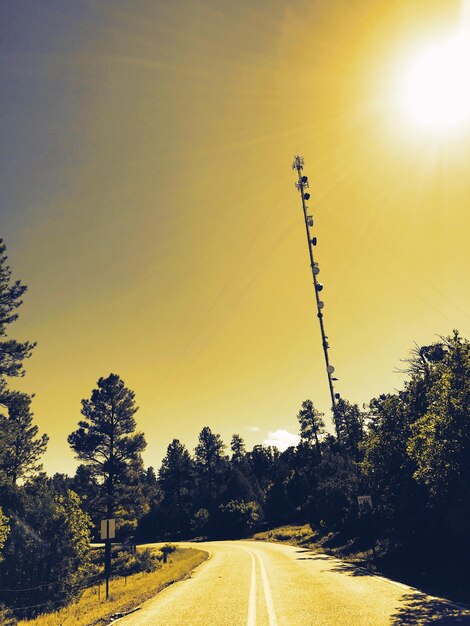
(361, 392, 423, 541)
(0, 392, 48, 484)
(230, 434, 246, 464)
(68, 373, 146, 523)
(0, 240, 35, 400)
(297, 399, 325, 458)
(333, 398, 364, 458)
(159, 439, 194, 533)
(248, 444, 280, 491)
(194, 427, 226, 507)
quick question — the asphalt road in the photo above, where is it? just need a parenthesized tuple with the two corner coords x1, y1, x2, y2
(117, 540, 470, 625)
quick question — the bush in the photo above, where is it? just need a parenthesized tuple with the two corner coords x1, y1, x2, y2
(191, 509, 209, 536)
(216, 500, 261, 538)
(0, 603, 16, 626)
(88, 546, 159, 579)
(160, 544, 176, 563)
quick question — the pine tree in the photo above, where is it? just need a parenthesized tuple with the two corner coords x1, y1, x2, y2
(159, 439, 194, 532)
(297, 399, 325, 458)
(333, 398, 364, 457)
(230, 434, 246, 464)
(0, 241, 44, 487)
(194, 427, 226, 507)
(0, 240, 35, 400)
(0, 391, 48, 484)
(68, 373, 146, 524)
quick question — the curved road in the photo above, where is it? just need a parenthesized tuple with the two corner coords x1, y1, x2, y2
(118, 540, 470, 625)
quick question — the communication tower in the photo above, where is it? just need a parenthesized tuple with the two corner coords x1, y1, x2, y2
(292, 155, 339, 411)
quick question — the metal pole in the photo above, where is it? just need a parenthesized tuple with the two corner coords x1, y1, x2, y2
(292, 156, 338, 414)
(105, 521, 111, 601)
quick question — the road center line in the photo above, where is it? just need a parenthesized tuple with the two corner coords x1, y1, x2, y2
(246, 549, 257, 626)
(254, 550, 278, 626)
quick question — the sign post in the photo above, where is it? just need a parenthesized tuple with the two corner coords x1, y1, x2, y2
(100, 519, 116, 601)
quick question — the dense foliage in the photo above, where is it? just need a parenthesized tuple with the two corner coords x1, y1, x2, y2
(0, 478, 91, 618)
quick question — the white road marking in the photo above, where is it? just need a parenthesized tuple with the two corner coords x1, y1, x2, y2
(255, 550, 278, 626)
(377, 576, 411, 590)
(246, 549, 257, 626)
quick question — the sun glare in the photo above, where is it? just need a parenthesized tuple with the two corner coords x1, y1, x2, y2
(403, 33, 470, 129)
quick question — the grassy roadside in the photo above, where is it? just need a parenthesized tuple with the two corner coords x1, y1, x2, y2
(252, 525, 470, 605)
(18, 547, 208, 626)
(253, 525, 327, 554)
(253, 524, 378, 564)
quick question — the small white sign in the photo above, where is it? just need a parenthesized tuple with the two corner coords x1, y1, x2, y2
(357, 495, 373, 509)
(100, 519, 116, 540)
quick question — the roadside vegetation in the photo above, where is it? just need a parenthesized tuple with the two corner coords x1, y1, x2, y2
(253, 525, 317, 546)
(16, 547, 207, 626)
(0, 232, 469, 621)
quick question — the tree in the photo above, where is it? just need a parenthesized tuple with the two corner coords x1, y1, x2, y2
(194, 427, 226, 507)
(222, 466, 257, 504)
(248, 444, 280, 491)
(0, 507, 8, 559)
(143, 466, 159, 504)
(361, 393, 424, 541)
(0, 477, 91, 619)
(68, 374, 146, 525)
(311, 448, 359, 531)
(297, 400, 325, 458)
(0, 241, 40, 486)
(0, 391, 48, 484)
(0, 240, 35, 400)
(158, 439, 195, 533)
(407, 332, 470, 541)
(114, 455, 152, 537)
(71, 464, 101, 519)
(285, 468, 311, 519)
(230, 434, 246, 464)
(191, 508, 209, 536)
(333, 398, 364, 458)
(265, 477, 289, 526)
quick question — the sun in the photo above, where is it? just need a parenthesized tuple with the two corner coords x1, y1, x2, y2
(403, 33, 470, 129)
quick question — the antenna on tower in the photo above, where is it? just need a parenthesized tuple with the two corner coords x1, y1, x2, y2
(292, 155, 339, 416)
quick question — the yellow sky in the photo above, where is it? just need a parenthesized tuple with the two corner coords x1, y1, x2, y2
(3, 0, 470, 474)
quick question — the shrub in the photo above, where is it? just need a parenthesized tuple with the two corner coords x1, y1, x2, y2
(191, 509, 209, 536)
(160, 544, 176, 563)
(216, 500, 261, 538)
(88, 546, 159, 579)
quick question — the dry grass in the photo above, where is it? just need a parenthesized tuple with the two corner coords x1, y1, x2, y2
(252, 524, 318, 547)
(253, 525, 376, 562)
(18, 547, 208, 626)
